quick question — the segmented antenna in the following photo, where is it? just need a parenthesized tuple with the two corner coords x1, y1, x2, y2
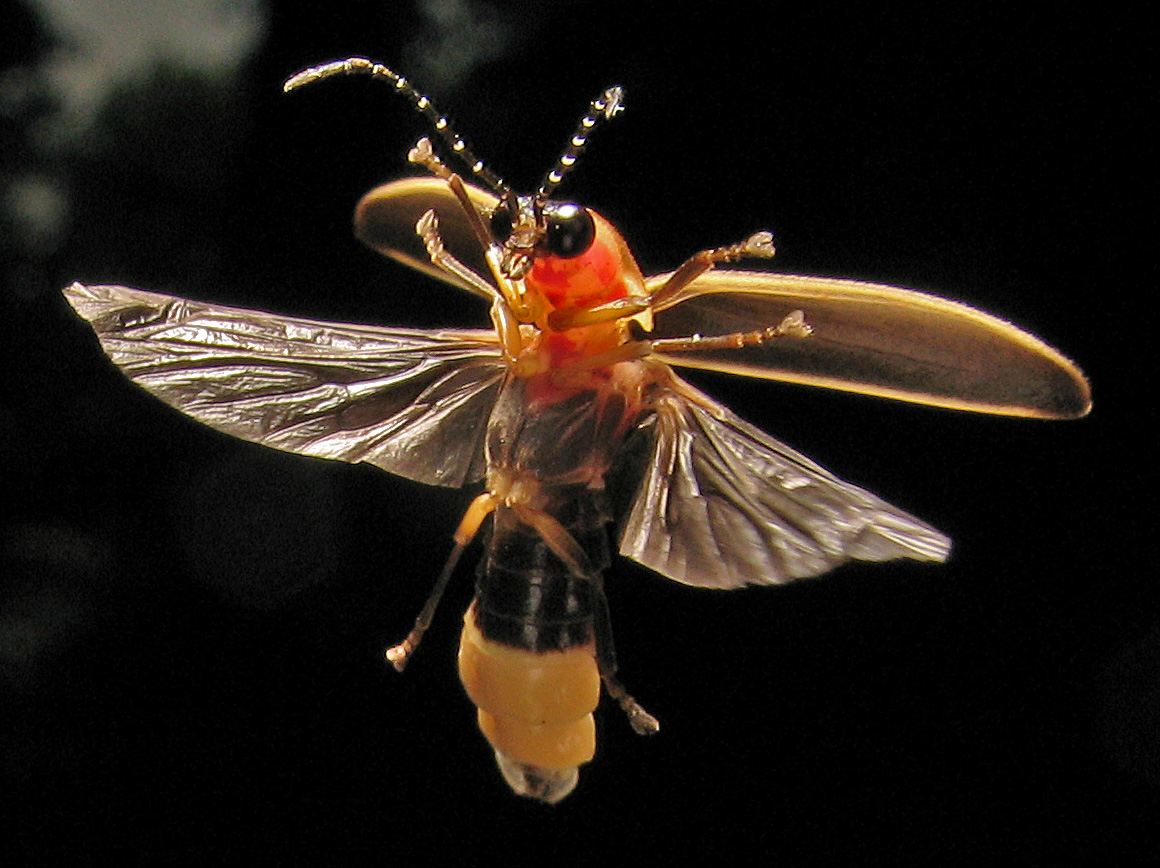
(283, 57, 509, 196)
(536, 85, 625, 205)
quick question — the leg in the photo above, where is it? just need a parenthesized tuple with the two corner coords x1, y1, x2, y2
(386, 492, 496, 671)
(408, 139, 534, 322)
(543, 231, 778, 332)
(649, 308, 812, 355)
(648, 232, 776, 312)
(508, 502, 660, 736)
(592, 583, 660, 736)
(413, 208, 498, 302)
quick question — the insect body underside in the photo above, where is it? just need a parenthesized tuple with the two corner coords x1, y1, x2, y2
(62, 56, 1090, 805)
(453, 364, 652, 803)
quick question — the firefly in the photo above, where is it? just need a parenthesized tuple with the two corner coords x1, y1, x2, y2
(64, 58, 1090, 803)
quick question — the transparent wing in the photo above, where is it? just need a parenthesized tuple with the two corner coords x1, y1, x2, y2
(64, 283, 506, 488)
(647, 270, 1091, 420)
(618, 378, 950, 589)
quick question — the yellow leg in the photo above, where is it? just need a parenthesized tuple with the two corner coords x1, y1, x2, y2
(385, 493, 498, 671)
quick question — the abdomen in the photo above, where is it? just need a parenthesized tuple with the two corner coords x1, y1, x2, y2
(457, 493, 610, 803)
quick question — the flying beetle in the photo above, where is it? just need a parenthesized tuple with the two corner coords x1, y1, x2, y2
(63, 58, 1091, 804)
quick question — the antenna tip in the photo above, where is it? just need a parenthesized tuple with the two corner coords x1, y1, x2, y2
(602, 86, 626, 117)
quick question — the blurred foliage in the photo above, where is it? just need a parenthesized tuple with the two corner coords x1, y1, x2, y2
(0, 1, 61, 294)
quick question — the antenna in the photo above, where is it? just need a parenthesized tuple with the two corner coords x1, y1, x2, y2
(284, 57, 510, 197)
(535, 85, 625, 206)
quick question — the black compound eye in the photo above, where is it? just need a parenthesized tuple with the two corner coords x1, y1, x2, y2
(489, 206, 514, 243)
(543, 203, 595, 258)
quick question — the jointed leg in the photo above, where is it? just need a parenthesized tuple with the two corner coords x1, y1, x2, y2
(385, 492, 497, 671)
(592, 585, 660, 736)
(648, 231, 776, 312)
(543, 231, 778, 332)
(508, 501, 661, 736)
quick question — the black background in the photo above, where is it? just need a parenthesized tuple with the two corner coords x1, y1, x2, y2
(4, 1, 1153, 863)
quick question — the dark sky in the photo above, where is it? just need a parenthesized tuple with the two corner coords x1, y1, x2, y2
(3, 1, 1153, 863)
